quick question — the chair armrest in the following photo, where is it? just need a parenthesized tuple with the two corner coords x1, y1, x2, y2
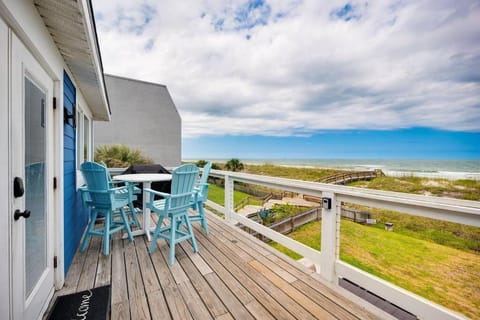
(79, 185, 92, 207)
(144, 188, 171, 199)
(125, 182, 142, 194)
(194, 182, 208, 191)
(170, 191, 196, 200)
(108, 186, 130, 193)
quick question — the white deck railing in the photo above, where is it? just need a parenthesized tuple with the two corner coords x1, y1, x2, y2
(206, 169, 480, 320)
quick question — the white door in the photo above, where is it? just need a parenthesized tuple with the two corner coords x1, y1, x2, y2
(11, 34, 55, 320)
(0, 16, 10, 320)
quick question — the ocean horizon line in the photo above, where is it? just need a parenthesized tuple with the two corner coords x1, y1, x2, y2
(183, 158, 480, 180)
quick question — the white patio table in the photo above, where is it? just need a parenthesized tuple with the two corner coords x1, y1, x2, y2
(113, 173, 172, 241)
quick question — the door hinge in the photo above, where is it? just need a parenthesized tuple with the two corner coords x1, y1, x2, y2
(53, 97, 57, 110)
(53, 256, 58, 269)
(53, 177, 57, 190)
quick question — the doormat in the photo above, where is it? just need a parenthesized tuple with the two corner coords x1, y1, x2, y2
(47, 285, 110, 320)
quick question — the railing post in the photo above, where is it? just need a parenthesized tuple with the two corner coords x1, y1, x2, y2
(224, 174, 234, 223)
(320, 191, 339, 284)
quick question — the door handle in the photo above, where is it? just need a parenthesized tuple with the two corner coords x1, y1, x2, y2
(14, 209, 31, 221)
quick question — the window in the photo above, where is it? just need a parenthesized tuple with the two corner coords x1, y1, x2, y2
(84, 115, 90, 161)
(75, 107, 92, 188)
(76, 109, 82, 168)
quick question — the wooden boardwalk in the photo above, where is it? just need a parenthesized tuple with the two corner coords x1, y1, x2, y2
(319, 170, 384, 185)
(47, 212, 385, 320)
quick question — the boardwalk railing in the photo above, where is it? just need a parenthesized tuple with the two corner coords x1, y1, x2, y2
(205, 169, 480, 320)
(320, 170, 384, 184)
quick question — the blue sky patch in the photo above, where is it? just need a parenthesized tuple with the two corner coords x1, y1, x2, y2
(330, 3, 362, 21)
(211, 0, 272, 31)
(183, 128, 480, 159)
(235, 0, 271, 30)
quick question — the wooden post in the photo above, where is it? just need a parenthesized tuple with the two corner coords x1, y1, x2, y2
(320, 191, 338, 284)
(224, 175, 234, 223)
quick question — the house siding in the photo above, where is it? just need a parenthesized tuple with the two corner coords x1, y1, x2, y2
(94, 74, 182, 167)
(63, 71, 87, 273)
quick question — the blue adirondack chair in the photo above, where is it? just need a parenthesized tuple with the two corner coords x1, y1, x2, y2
(80, 162, 134, 255)
(189, 161, 212, 234)
(99, 161, 141, 227)
(144, 164, 199, 265)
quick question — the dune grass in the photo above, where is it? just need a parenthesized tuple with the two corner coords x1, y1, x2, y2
(241, 163, 479, 200)
(349, 175, 480, 200)
(243, 163, 345, 181)
(270, 220, 480, 319)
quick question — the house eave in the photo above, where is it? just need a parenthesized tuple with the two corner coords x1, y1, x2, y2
(34, 0, 110, 121)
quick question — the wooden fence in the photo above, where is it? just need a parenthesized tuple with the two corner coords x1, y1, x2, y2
(341, 207, 372, 224)
(241, 207, 321, 240)
(240, 206, 374, 240)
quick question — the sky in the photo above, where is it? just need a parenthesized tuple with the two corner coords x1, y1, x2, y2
(92, 0, 480, 159)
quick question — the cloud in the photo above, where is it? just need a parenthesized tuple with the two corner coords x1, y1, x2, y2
(92, 0, 480, 138)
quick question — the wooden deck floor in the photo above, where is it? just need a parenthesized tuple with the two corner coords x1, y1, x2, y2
(49, 212, 385, 320)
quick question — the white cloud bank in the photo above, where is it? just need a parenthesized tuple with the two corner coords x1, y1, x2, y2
(92, 0, 480, 138)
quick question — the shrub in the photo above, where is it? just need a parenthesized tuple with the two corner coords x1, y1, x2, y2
(94, 144, 153, 167)
(196, 160, 208, 168)
(225, 158, 244, 172)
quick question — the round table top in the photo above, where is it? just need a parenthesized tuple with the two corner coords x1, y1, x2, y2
(113, 173, 172, 183)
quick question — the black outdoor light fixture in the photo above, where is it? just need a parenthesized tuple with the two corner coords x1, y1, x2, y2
(64, 105, 76, 128)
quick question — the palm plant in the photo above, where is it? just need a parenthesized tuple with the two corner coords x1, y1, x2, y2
(225, 158, 244, 172)
(195, 160, 208, 168)
(95, 144, 153, 167)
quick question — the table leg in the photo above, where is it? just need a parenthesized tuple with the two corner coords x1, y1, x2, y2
(142, 181, 151, 241)
(123, 181, 152, 240)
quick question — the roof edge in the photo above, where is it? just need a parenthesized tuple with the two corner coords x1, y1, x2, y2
(105, 73, 168, 89)
(78, 0, 110, 120)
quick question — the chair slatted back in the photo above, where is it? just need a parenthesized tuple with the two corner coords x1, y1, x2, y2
(197, 162, 212, 202)
(169, 164, 199, 214)
(99, 161, 114, 184)
(80, 162, 112, 209)
(199, 162, 212, 185)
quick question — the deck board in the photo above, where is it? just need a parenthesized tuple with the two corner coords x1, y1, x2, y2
(46, 211, 384, 320)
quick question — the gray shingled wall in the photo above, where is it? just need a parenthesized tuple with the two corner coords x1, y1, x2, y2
(94, 74, 181, 167)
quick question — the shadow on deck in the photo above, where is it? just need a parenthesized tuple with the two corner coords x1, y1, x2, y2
(47, 212, 389, 320)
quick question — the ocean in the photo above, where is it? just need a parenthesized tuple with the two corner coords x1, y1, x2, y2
(196, 159, 480, 180)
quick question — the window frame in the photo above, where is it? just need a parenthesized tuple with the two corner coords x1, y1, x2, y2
(75, 105, 93, 188)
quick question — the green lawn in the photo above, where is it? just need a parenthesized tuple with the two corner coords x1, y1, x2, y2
(358, 207, 480, 253)
(270, 220, 480, 319)
(207, 184, 263, 207)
